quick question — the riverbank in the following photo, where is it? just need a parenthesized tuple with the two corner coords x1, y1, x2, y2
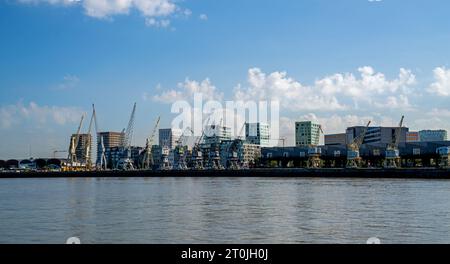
(1, 168, 450, 179)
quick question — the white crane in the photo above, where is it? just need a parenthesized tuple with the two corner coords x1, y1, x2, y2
(117, 103, 137, 170)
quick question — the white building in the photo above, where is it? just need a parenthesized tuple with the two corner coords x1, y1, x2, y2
(159, 128, 182, 149)
(203, 124, 231, 145)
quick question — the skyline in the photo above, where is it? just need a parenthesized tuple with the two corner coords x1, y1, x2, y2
(1, 0, 450, 159)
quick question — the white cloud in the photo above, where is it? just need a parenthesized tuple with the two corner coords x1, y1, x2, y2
(233, 68, 346, 111)
(152, 78, 224, 103)
(53, 74, 80, 90)
(199, 14, 208, 21)
(233, 66, 416, 112)
(0, 101, 83, 129)
(428, 67, 450, 96)
(16, 0, 184, 27)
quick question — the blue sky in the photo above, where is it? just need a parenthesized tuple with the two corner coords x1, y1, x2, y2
(1, 0, 450, 159)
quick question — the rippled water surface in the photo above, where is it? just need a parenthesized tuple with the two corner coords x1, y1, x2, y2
(1, 177, 450, 244)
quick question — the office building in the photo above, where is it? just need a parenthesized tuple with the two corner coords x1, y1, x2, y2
(295, 121, 321, 146)
(419, 130, 448, 142)
(245, 123, 271, 147)
(406, 132, 420, 142)
(203, 124, 232, 145)
(97, 131, 125, 166)
(346, 126, 409, 145)
(71, 133, 92, 164)
(159, 128, 182, 149)
(325, 133, 347, 146)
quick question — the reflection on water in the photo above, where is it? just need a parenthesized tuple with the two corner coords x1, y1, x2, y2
(0, 177, 450, 244)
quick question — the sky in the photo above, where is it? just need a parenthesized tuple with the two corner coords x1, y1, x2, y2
(1, 0, 450, 159)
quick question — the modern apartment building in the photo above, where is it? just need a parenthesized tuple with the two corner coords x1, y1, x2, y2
(203, 124, 232, 145)
(96, 131, 125, 166)
(419, 130, 448, 142)
(295, 121, 321, 147)
(71, 133, 92, 164)
(159, 128, 182, 149)
(245, 123, 271, 147)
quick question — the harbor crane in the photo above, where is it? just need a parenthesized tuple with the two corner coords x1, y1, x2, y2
(437, 146, 450, 168)
(117, 103, 137, 171)
(98, 135, 107, 170)
(160, 140, 171, 170)
(346, 121, 371, 169)
(227, 122, 246, 170)
(84, 104, 98, 170)
(66, 114, 84, 170)
(174, 127, 193, 170)
(307, 125, 324, 168)
(141, 116, 160, 170)
(208, 118, 224, 170)
(384, 115, 404, 169)
(191, 116, 212, 170)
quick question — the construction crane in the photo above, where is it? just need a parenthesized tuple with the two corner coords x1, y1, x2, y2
(117, 103, 137, 170)
(227, 122, 246, 170)
(174, 127, 193, 170)
(141, 116, 160, 170)
(384, 115, 404, 169)
(346, 121, 371, 168)
(307, 125, 324, 168)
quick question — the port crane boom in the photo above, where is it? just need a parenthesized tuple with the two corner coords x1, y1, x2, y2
(346, 121, 371, 168)
(117, 103, 137, 170)
(384, 115, 404, 168)
(68, 114, 84, 164)
(142, 116, 160, 170)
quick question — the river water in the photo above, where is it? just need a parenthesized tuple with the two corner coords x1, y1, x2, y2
(0, 177, 449, 244)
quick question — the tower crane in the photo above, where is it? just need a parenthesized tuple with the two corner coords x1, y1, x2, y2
(117, 103, 137, 170)
(307, 125, 324, 168)
(141, 116, 160, 170)
(346, 121, 371, 168)
(384, 115, 404, 169)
